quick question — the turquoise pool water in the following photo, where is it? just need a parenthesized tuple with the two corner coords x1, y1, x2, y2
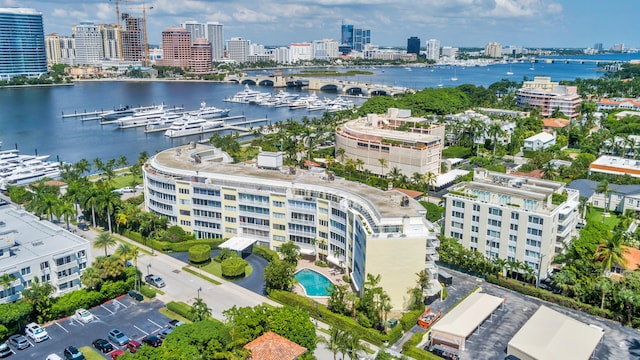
(294, 268, 333, 297)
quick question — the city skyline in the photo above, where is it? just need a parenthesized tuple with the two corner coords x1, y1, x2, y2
(3, 0, 638, 49)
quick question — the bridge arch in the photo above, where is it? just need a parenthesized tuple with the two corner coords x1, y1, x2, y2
(258, 79, 274, 86)
(319, 84, 339, 93)
(344, 86, 366, 96)
(369, 88, 390, 96)
(240, 79, 257, 85)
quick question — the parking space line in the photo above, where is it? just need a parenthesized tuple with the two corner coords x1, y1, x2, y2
(55, 322, 69, 333)
(133, 325, 148, 336)
(113, 299, 127, 308)
(101, 304, 115, 314)
(147, 319, 163, 328)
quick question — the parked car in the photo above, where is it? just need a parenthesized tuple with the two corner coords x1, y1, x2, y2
(134, 184, 144, 191)
(110, 349, 125, 360)
(157, 327, 173, 339)
(25, 322, 49, 342)
(107, 329, 129, 346)
(92, 338, 114, 353)
(128, 290, 143, 301)
(75, 309, 94, 323)
(167, 320, 185, 329)
(8, 335, 29, 350)
(63, 346, 85, 360)
(120, 187, 135, 193)
(141, 335, 162, 348)
(124, 339, 141, 353)
(78, 223, 89, 231)
(0, 341, 11, 358)
(46, 355, 64, 360)
(144, 274, 165, 288)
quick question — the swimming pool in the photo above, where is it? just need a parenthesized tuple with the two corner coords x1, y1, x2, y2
(294, 268, 333, 297)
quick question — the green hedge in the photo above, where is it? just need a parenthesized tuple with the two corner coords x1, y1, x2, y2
(139, 285, 156, 299)
(485, 275, 616, 320)
(401, 331, 441, 359)
(400, 308, 424, 332)
(253, 245, 279, 262)
(269, 290, 386, 346)
(221, 257, 247, 278)
(189, 244, 211, 264)
(122, 230, 224, 253)
(386, 323, 403, 345)
(167, 301, 194, 321)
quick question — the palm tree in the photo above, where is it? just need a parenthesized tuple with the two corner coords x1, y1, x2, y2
(541, 161, 556, 180)
(416, 269, 431, 292)
(345, 333, 366, 360)
(377, 158, 388, 177)
(189, 297, 212, 321)
(487, 122, 504, 155)
(424, 171, 437, 203)
(344, 158, 356, 179)
(57, 199, 76, 231)
(618, 288, 638, 325)
(80, 267, 102, 290)
(492, 258, 507, 278)
(595, 235, 628, 276)
(336, 147, 346, 163)
(355, 159, 365, 180)
(97, 185, 121, 233)
(594, 277, 612, 310)
(324, 155, 335, 170)
(94, 231, 117, 257)
(411, 172, 425, 189)
(324, 326, 344, 360)
(388, 167, 402, 184)
(82, 186, 100, 228)
(596, 180, 611, 218)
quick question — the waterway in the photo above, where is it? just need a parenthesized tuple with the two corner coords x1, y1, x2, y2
(0, 52, 637, 165)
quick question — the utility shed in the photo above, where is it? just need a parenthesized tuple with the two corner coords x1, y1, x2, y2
(507, 306, 604, 360)
(430, 292, 504, 351)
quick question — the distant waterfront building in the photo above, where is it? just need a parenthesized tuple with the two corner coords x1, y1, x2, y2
(142, 143, 441, 309)
(593, 42, 603, 53)
(312, 39, 339, 60)
(270, 47, 290, 64)
(443, 168, 580, 281)
(226, 37, 250, 63)
(157, 27, 191, 68)
(181, 21, 205, 45)
(182, 21, 224, 61)
(0, 7, 47, 81)
(516, 77, 582, 119)
(121, 13, 145, 62)
(407, 36, 420, 55)
(341, 24, 370, 53)
(596, 97, 640, 111)
(189, 38, 212, 73)
(426, 39, 440, 61)
(0, 204, 91, 304)
(289, 43, 312, 63)
(45, 33, 62, 66)
(441, 46, 458, 61)
(73, 22, 104, 65)
(45, 33, 76, 66)
(99, 24, 120, 59)
(612, 43, 624, 52)
(484, 42, 502, 58)
(502, 45, 522, 56)
(335, 108, 444, 177)
(523, 132, 556, 151)
(250, 43, 265, 56)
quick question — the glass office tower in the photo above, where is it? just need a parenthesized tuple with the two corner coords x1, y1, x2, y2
(0, 8, 47, 81)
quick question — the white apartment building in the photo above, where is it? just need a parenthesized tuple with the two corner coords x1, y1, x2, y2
(99, 24, 120, 59)
(181, 21, 206, 44)
(484, 42, 502, 58)
(335, 108, 444, 177)
(516, 77, 582, 119)
(142, 144, 440, 309)
(312, 39, 339, 60)
(426, 39, 440, 61)
(0, 204, 91, 304)
(269, 47, 290, 64)
(441, 46, 458, 61)
(45, 33, 76, 66)
(523, 132, 556, 151)
(226, 37, 250, 63)
(443, 169, 580, 279)
(73, 22, 104, 65)
(289, 43, 312, 63)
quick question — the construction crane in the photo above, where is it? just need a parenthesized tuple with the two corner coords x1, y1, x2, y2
(109, 0, 152, 65)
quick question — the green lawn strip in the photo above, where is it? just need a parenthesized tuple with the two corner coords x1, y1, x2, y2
(586, 208, 620, 229)
(182, 266, 222, 285)
(159, 307, 193, 324)
(116, 238, 154, 256)
(245, 264, 253, 277)
(196, 261, 253, 280)
(79, 346, 106, 360)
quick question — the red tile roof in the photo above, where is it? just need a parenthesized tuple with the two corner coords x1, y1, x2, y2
(391, 188, 424, 199)
(543, 118, 570, 129)
(620, 245, 640, 271)
(507, 169, 544, 179)
(244, 332, 307, 360)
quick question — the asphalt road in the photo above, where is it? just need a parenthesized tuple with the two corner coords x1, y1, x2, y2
(10, 296, 170, 359)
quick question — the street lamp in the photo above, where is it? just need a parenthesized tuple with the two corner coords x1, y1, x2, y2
(197, 287, 202, 299)
(146, 264, 151, 276)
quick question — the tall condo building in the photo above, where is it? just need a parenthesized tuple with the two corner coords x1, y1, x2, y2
(45, 33, 76, 66)
(72, 22, 104, 65)
(340, 24, 371, 52)
(206, 22, 224, 60)
(0, 8, 47, 81)
(189, 38, 212, 74)
(426, 39, 440, 61)
(157, 27, 191, 68)
(407, 36, 420, 55)
(312, 39, 339, 60)
(121, 13, 145, 62)
(443, 169, 579, 280)
(99, 24, 120, 59)
(484, 42, 502, 58)
(226, 37, 250, 63)
(142, 144, 440, 309)
(181, 21, 205, 44)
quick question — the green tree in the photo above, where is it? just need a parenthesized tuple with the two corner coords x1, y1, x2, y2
(80, 266, 103, 290)
(189, 297, 212, 322)
(94, 232, 117, 256)
(21, 278, 54, 323)
(264, 259, 295, 292)
(278, 241, 300, 265)
(595, 235, 628, 276)
(596, 180, 611, 217)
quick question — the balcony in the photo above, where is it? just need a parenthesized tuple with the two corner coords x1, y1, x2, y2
(427, 253, 440, 261)
(426, 247, 437, 256)
(54, 260, 77, 272)
(428, 238, 440, 247)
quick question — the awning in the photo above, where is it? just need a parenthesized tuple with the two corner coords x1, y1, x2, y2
(219, 236, 260, 251)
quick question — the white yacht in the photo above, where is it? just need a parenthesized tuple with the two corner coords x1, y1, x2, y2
(164, 116, 224, 138)
(116, 105, 184, 128)
(223, 85, 270, 104)
(100, 104, 162, 121)
(145, 112, 183, 130)
(188, 101, 230, 119)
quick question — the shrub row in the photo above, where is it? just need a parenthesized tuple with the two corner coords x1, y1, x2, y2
(139, 285, 156, 299)
(221, 257, 247, 278)
(189, 244, 211, 264)
(485, 275, 616, 320)
(252, 245, 278, 262)
(400, 308, 424, 332)
(166, 301, 195, 321)
(122, 230, 224, 252)
(269, 290, 386, 346)
(401, 331, 440, 359)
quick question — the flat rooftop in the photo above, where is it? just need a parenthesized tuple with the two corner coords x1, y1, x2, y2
(431, 292, 504, 339)
(590, 155, 640, 178)
(0, 205, 89, 272)
(340, 117, 440, 144)
(150, 144, 428, 219)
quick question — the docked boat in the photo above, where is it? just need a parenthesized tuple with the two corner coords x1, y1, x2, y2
(145, 112, 183, 130)
(188, 101, 230, 119)
(115, 105, 184, 128)
(100, 104, 159, 121)
(223, 85, 270, 104)
(0, 148, 64, 190)
(164, 116, 224, 138)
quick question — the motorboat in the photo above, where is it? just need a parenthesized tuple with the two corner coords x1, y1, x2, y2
(115, 105, 184, 128)
(223, 85, 270, 104)
(188, 101, 230, 119)
(100, 104, 160, 121)
(164, 116, 224, 137)
(145, 112, 183, 130)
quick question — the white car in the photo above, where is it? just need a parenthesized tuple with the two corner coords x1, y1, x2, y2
(120, 186, 135, 193)
(75, 308, 94, 323)
(25, 322, 49, 342)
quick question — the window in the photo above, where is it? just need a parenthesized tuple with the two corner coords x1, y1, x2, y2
(319, 219, 328, 227)
(487, 229, 500, 238)
(452, 221, 463, 229)
(526, 239, 541, 247)
(528, 216, 544, 225)
(488, 219, 501, 227)
(225, 228, 237, 234)
(77, 250, 86, 258)
(471, 225, 479, 233)
(452, 211, 464, 218)
(224, 205, 236, 211)
(509, 234, 517, 242)
(527, 227, 542, 236)
(179, 188, 190, 194)
(21, 267, 31, 275)
(511, 213, 519, 220)
(471, 236, 478, 243)
(41, 274, 50, 282)
(179, 210, 191, 216)
(489, 208, 502, 216)
(273, 201, 285, 207)
(273, 235, 285, 242)
(224, 194, 236, 201)
(319, 207, 328, 214)
(40, 261, 49, 270)
(319, 231, 328, 239)
(472, 215, 480, 222)
(273, 224, 286, 231)
(473, 204, 480, 211)
(273, 212, 285, 219)
(180, 220, 191, 226)
(225, 216, 237, 223)
(510, 223, 518, 231)
(452, 200, 464, 208)
(450, 231, 462, 239)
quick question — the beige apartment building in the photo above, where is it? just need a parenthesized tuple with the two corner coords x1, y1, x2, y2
(335, 108, 444, 177)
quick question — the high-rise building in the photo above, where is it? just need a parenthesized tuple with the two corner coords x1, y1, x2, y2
(312, 39, 339, 60)
(121, 13, 145, 62)
(289, 43, 312, 63)
(0, 8, 47, 81)
(73, 22, 104, 65)
(157, 27, 191, 68)
(45, 33, 62, 67)
(441, 46, 458, 61)
(189, 38, 212, 73)
(340, 24, 370, 53)
(426, 39, 440, 61)
(407, 36, 420, 55)
(99, 24, 120, 59)
(45, 33, 76, 66)
(181, 21, 205, 44)
(206, 22, 224, 60)
(226, 37, 250, 63)
(484, 42, 502, 58)
(593, 43, 603, 53)
(612, 43, 624, 52)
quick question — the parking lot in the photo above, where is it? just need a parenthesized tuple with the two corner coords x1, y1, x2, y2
(8, 295, 170, 359)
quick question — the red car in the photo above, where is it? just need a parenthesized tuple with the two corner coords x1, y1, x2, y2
(125, 339, 141, 353)
(110, 349, 125, 360)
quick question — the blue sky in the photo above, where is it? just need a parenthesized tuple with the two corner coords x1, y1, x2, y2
(3, 0, 638, 49)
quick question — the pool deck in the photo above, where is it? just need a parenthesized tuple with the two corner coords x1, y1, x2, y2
(294, 257, 351, 305)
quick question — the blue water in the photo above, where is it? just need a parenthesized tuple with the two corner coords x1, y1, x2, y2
(0, 52, 635, 165)
(294, 268, 333, 297)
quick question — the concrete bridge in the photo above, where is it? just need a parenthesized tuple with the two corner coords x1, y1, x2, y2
(226, 74, 411, 97)
(529, 57, 621, 65)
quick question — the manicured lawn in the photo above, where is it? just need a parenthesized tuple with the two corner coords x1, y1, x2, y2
(159, 307, 192, 324)
(586, 208, 620, 230)
(79, 346, 106, 360)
